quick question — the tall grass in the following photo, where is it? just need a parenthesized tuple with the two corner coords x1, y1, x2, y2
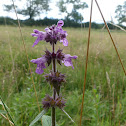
(0, 25, 126, 126)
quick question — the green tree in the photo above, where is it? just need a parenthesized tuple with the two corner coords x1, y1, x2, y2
(58, 0, 88, 23)
(115, 1, 126, 24)
(4, 0, 50, 19)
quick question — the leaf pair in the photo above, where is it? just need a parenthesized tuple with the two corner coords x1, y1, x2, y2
(29, 109, 75, 126)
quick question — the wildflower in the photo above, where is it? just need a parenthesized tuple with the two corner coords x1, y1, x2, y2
(57, 20, 64, 27)
(62, 54, 78, 69)
(42, 95, 66, 109)
(31, 20, 68, 46)
(31, 56, 46, 74)
(31, 29, 46, 47)
(42, 95, 55, 109)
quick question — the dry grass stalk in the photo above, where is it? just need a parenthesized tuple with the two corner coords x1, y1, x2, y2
(11, 0, 43, 125)
(95, 0, 126, 76)
(79, 0, 93, 126)
(0, 113, 14, 126)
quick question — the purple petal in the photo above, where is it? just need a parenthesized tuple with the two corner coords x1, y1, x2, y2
(62, 54, 78, 69)
(36, 65, 44, 74)
(32, 38, 40, 47)
(33, 29, 39, 34)
(31, 56, 47, 74)
(31, 33, 38, 37)
(60, 38, 68, 46)
(57, 20, 64, 27)
(63, 60, 72, 67)
(71, 56, 78, 59)
(31, 57, 46, 64)
(45, 28, 50, 32)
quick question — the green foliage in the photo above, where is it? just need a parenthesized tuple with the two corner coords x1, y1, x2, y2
(4, 0, 50, 19)
(115, 1, 126, 24)
(0, 26, 126, 125)
(57, 0, 88, 23)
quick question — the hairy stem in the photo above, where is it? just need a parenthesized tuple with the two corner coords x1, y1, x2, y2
(52, 43, 56, 126)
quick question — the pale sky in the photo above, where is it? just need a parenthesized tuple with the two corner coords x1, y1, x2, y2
(0, 0, 125, 24)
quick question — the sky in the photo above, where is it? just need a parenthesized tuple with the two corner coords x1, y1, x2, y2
(0, 0, 125, 25)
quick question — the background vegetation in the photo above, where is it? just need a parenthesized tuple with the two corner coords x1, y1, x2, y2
(0, 24, 126, 125)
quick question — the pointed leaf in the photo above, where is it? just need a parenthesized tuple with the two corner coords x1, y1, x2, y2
(61, 109, 75, 123)
(29, 109, 48, 126)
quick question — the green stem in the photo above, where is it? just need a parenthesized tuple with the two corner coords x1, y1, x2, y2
(52, 43, 56, 126)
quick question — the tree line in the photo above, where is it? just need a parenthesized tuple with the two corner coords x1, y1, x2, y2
(1, 16, 126, 30)
(3, 0, 126, 26)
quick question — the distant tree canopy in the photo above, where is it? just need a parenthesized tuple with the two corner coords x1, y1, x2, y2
(57, 0, 88, 23)
(4, 0, 50, 19)
(115, 1, 126, 24)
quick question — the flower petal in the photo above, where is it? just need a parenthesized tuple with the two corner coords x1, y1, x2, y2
(36, 64, 44, 74)
(60, 38, 68, 46)
(31, 33, 38, 37)
(62, 54, 78, 69)
(57, 20, 64, 27)
(33, 29, 39, 34)
(32, 38, 40, 47)
(31, 56, 47, 74)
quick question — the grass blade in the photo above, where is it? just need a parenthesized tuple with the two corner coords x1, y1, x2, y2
(0, 96, 16, 126)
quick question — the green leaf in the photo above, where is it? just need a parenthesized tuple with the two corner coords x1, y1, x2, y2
(29, 109, 48, 126)
(42, 115, 59, 126)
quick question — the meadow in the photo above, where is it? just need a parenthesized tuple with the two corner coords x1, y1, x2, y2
(0, 25, 126, 126)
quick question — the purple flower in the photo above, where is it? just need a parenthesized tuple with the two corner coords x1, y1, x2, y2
(31, 56, 46, 74)
(42, 94, 66, 109)
(31, 20, 69, 46)
(59, 31, 68, 46)
(31, 29, 46, 47)
(62, 54, 78, 69)
(42, 95, 55, 109)
(57, 20, 64, 27)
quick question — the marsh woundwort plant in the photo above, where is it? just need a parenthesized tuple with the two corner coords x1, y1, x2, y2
(30, 20, 77, 126)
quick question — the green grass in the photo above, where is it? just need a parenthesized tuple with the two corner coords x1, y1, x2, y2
(0, 25, 126, 126)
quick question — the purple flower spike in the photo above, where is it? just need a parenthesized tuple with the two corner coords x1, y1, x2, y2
(62, 54, 78, 69)
(31, 56, 46, 74)
(31, 20, 69, 46)
(31, 29, 46, 47)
